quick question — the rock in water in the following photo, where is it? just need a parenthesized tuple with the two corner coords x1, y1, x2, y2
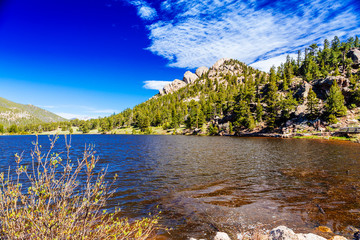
(214, 232, 231, 240)
(269, 226, 298, 240)
(269, 226, 327, 240)
(297, 233, 326, 240)
(195, 66, 209, 77)
(183, 71, 199, 84)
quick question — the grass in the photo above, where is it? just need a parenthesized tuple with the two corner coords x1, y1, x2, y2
(112, 126, 186, 135)
(0, 135, 160, 239)
(293, 135, 357, 142)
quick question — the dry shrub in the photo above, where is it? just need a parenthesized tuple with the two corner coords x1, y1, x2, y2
(0, 135, 159, 239)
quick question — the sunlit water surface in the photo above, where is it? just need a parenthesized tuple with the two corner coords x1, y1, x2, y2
(0, 135, 360, 239)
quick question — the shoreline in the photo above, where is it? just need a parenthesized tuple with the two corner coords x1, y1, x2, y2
(0, 129, 358, 144)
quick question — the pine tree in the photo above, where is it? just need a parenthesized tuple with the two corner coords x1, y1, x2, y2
(136, 112, 150, 131)
(265, 67, 279, 129)
(255, 99, 263, 122)
(333, 66, 340, 76)
(9, 124, 18, 134)
(325, 81, 347, 117)
(355, 36, 360, 48)
(280, 91, 297, 120)
(331, 36, 340, 51)
(323, 39, 330, 50)
(306, 88, 320, 119)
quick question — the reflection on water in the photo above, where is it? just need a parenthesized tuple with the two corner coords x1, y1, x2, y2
(0, 135, 360, 239)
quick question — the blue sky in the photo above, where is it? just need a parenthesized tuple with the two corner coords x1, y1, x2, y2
(0, 0, 359, 119)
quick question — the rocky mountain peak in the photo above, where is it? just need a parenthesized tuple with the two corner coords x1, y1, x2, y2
(159, 66, 211, 96)
(159, 58, 238, 96)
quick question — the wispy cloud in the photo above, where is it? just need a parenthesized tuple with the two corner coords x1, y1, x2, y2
(131, 0, 360, 71)
(55, 112, 94, 120)
(143, 80, 172, 90)
(43, 105, 119, 119)
(90, 109, 118, 114)
(250, 53, 298, 72)
(129, 0, 157, 20)
(38, 105, 56, 109)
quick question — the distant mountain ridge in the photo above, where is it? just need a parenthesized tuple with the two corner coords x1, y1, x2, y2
(0, 97, 66, 127)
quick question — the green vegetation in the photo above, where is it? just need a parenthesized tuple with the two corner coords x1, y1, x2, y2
(0, 136, 159, 239)
(0, 97, 65, 129)
(3, 35, 360, 136)
(293, 135, 356, 142)
(306, 87, 320, 120)
(324, 81, 347, 120)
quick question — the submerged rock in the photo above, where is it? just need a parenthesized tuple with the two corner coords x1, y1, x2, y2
(315, 226, 332, 233)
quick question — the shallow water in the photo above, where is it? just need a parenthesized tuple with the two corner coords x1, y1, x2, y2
(0, 135, 360, 239)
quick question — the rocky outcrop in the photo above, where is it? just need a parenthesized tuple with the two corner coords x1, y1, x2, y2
(211, 58, 231, 70)
(311, 76, 351, 100)
(195, 66, 209, 77)
(159, 69, 203, 95)
(159, 69, 202, 95)
(160, 79, 187, 95)
(159, 58, 245, 96)
(347, 48, 360, 65)
(183, 71, 199, 84)
(295, 81, 312, 100)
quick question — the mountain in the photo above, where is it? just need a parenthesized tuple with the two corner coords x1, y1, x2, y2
(94, 35, 360, 136)
(0, 97, 66, 127)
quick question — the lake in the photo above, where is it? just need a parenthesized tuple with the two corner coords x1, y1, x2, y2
(0, 134, 360, 239)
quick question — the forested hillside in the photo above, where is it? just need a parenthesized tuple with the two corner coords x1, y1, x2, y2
(4, 35, 360, 136)
(0, 97, 65, 133)
(96, 35, 360, 135)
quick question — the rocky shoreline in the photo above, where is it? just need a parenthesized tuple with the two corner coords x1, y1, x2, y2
(190, 226, 352, 240)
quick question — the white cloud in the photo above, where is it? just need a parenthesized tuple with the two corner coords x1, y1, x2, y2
(90, 109, 118, 114)
(140, 0, 360, 70)
(39, 105, 55, 109)
(55, 112, 94, 120)
(129, 0, 157, 20)
(143, 80, 172, 90)
(47, 105, 118, 119)
(138, 5, 157, 20)
(250, 53, 298, 72)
